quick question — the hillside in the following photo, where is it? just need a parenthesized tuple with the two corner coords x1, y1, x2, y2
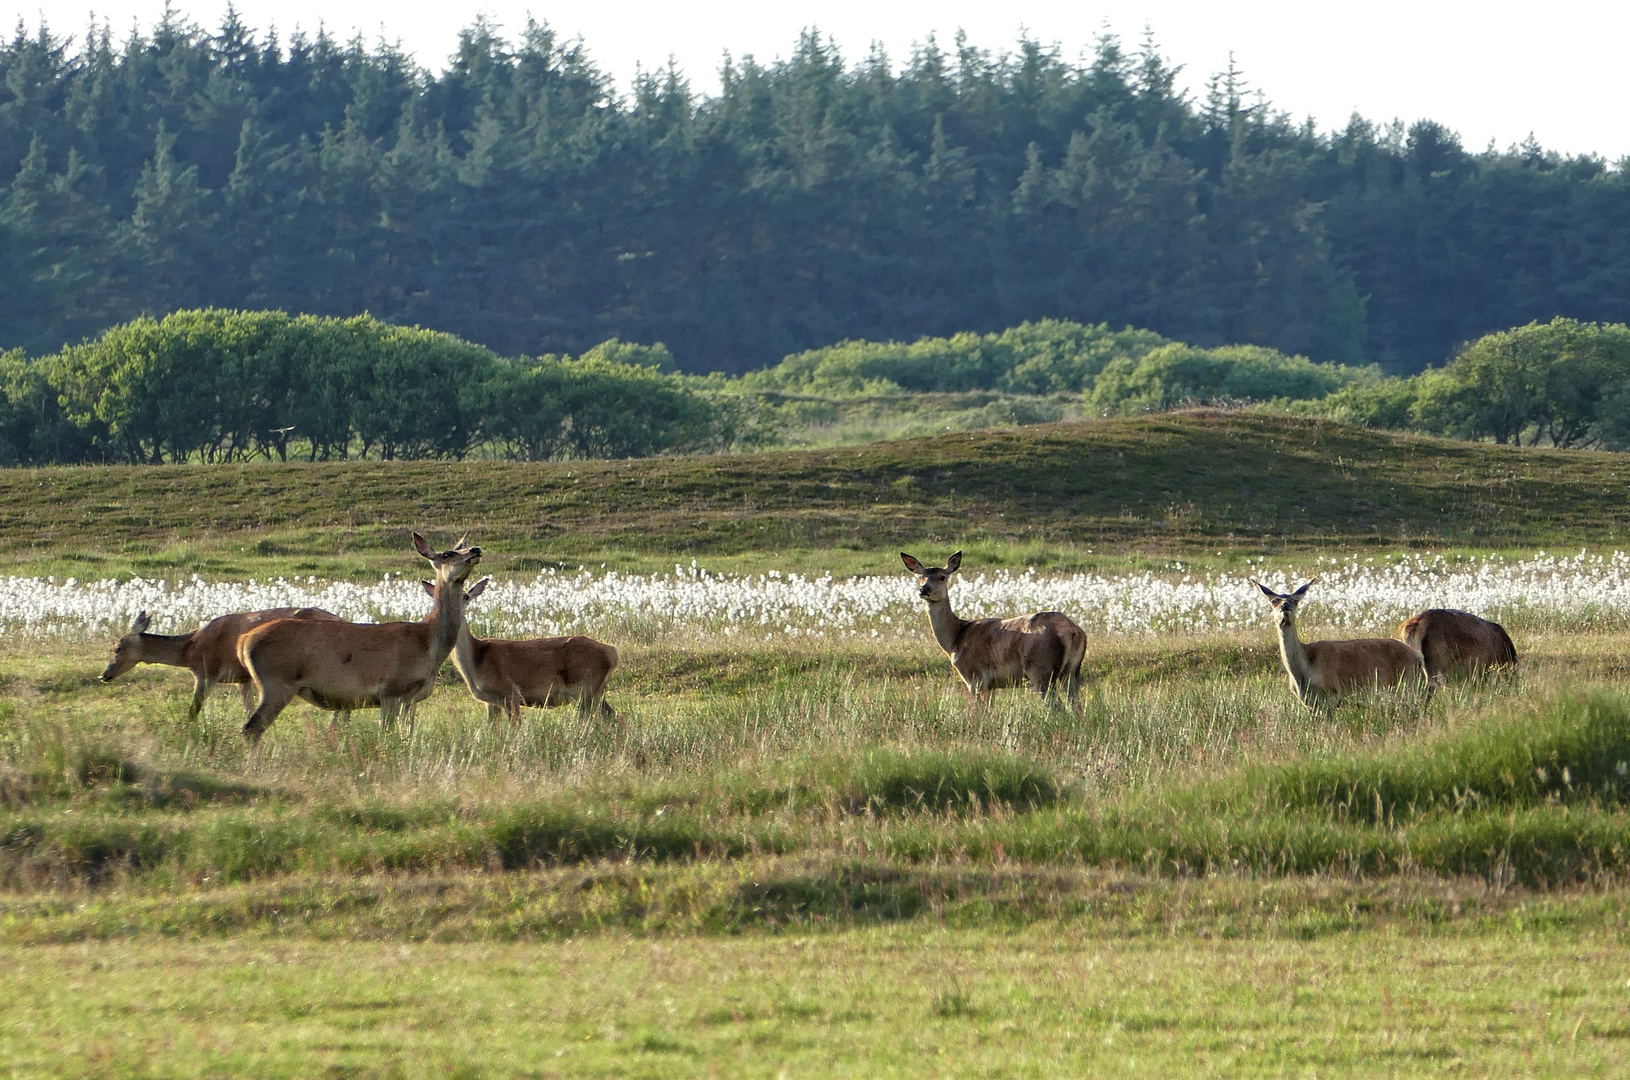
(7, 412, 1627, 579)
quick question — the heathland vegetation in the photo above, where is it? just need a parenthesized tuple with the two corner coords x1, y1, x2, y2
(5, 307, 1630, 464)
(3, 15, 1629, 377)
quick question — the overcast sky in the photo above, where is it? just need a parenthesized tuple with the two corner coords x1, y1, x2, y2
(13, 0, 1628, 161)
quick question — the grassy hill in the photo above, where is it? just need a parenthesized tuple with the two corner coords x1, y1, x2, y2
(10, 411, 1630, 579)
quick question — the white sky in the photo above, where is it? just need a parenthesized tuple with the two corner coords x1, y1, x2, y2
(13, 0, 1629, 160)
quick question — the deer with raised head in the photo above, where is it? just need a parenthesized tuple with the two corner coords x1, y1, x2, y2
(1397, 609, 1516, 687)
(901, 551, 1085, 703)
(430, 577, 620, 724)
(101, 607, 347, 718)
(1251, 578, 1427, 706)
(236, 534, 482, 743)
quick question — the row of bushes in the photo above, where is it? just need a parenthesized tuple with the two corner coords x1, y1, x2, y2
(1309, 318, 1630, 448)
(3, 309, 1624, 464)
(746, 318, 1377, 410)
(0, 310, 745, 464)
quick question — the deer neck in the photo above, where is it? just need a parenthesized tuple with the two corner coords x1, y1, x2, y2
(1275, 614, 1314, 695)
(924, 596, 970, 656)
(137, 632, 194, 667)
(452, 608, 482, 684)
(426, 576, 468, 671)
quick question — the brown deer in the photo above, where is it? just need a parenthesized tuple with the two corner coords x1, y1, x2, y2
(236, 534, 483, 743)
(100, 607, 346, 718)
(1397, 609, 1517, 686)
(1251, 578, 1427, 706)
(433, 577, 620, 724)
(901, 551, 1085, 703)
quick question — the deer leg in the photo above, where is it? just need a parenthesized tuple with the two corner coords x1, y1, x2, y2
(189, 674, 211, 719)
(379, 700, 402, 733)
(239, 682, 257, 717)
(242, 685, 297, 745)
(486, 702, 505, 725)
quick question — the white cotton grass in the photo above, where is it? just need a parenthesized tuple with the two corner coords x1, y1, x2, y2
(5, 550, 1630, 642)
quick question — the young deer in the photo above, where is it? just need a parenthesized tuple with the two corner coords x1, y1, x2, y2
(434, 577, 620, 724)
(100, 607, 346, 717)
(237, 534, 482, 743)
(1397, 609, 1516, 686)
(1251, 578, 1427, 706)
(901, 551, 1085, 703)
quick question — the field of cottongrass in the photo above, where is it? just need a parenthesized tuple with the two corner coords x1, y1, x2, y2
(8, 550, 1630, 643)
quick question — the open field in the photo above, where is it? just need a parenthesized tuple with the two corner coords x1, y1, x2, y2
(8, 422, 1630, 1075)
(7, 412, 1630, 581)
(6, 928, 1630, 1077)
(7, 615, 1630, 1075)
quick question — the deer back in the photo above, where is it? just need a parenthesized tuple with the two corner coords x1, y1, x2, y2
(1000, 611, 1086, 667)
(951, 618, 1063, 687)
(239, 617, 440, 706)
(1302, 637, 1425, 695)
(1398, 609, 1516, 678)
(459, 633, 618, 704)
(192, 607, 346, 682)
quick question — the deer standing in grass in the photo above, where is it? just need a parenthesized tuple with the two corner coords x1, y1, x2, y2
(1251, 578, 1427, 706)
(902, 551, 1085, 704)
(433, 577, 620, 724)
(236, 534, 482, 744)
(101, 607, 346, 718)
(1397, 609, 1516, 687)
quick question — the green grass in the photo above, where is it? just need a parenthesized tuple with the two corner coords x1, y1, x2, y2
(5, 631, 1630, 922)
(7, 411, 1630, 580)
(5, 927, 1630, 1077)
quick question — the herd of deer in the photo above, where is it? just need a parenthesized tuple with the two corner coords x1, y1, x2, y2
(97, 536, 1518, 743)
(100, 535, 618, 744)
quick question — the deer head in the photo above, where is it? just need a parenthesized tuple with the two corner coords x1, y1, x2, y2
(901, 551, 962, 603)
(100, 610, 153, 682)
(1250, 578, 1318, 626)
(413, 532, 482, 585)
(422, 577, 491, 605)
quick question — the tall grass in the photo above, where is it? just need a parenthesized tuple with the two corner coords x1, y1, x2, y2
(8, 630, 1630, 898)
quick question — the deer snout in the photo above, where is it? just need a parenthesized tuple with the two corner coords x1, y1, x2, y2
(918, 584, 934, 599)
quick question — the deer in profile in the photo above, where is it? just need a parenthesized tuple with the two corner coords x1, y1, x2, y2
(901, 551, 1085, 704)
(236, 534, 482, 744)
(101, 607, 346, 718)
(430, 577, 620, 724)
(1251, 578, 1427, 707)
(1397, 609, 1516, 687)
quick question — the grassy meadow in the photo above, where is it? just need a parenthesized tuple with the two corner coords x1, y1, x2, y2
(7, 413, 1630, 1076)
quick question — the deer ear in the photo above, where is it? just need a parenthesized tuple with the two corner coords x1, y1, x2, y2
(1294, 579, 1317, 596)
(466, 576, 490, 601)
(412, 532, 435, 559)
(420, 579, 436, 597)
(1251, 579, 1278, 599)
(132, 610, 151, 632)
(901, 553, 926, 575)
(945, 551, 962, 574)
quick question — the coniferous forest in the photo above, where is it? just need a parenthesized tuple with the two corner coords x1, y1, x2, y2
(3, 13, 1628, 376)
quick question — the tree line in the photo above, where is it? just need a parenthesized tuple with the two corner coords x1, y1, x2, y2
(2, 14, 1627, 375)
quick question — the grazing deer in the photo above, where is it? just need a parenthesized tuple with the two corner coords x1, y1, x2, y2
(100, 607, 346, 718)
(1397, 609, 1517, 686)
(1251, 578, 1427, 706)
(431, 578, 620, 724)
(237, 534, 482, 743)
(901, 551, 1085, 703)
